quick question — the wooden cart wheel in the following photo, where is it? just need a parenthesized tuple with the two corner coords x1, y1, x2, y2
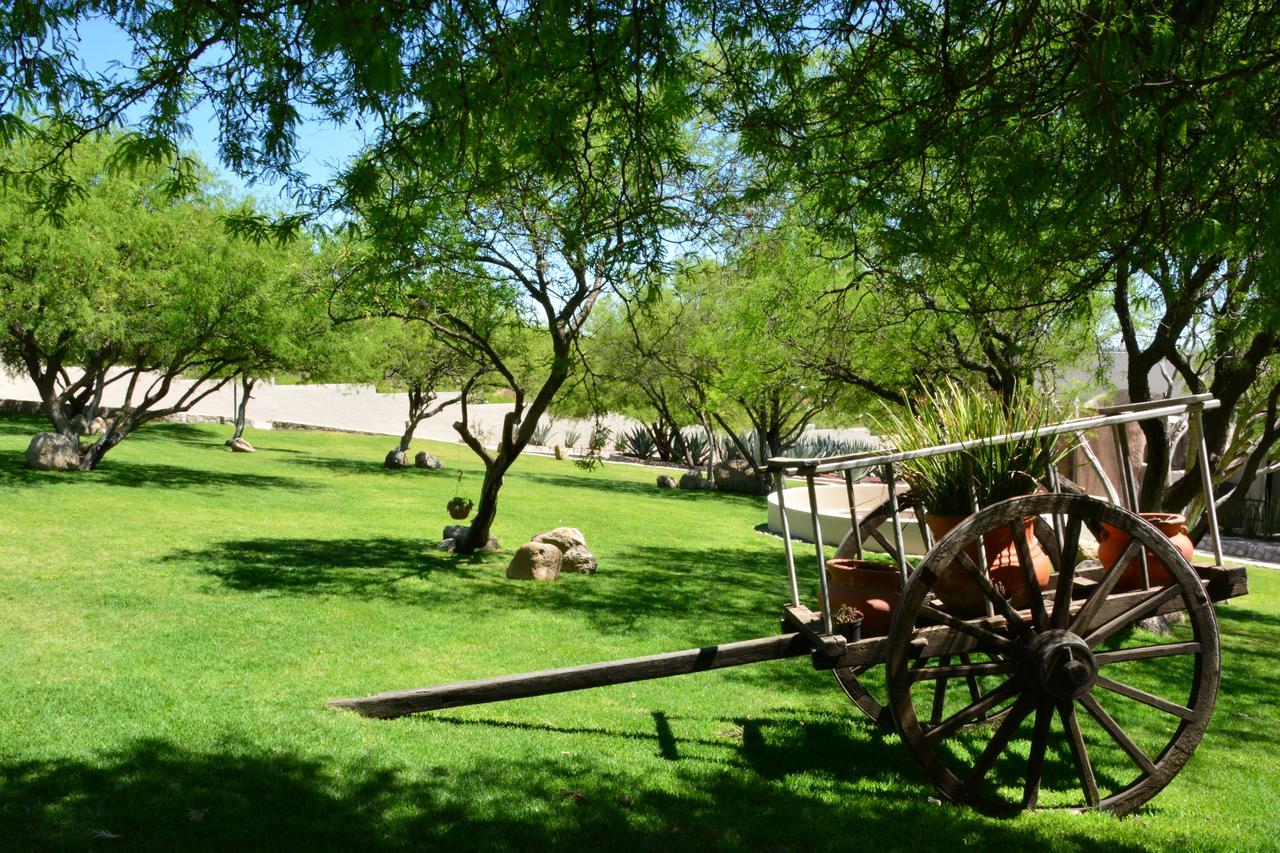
(834, 494, 1059, 728)
(885, 494, 1219, 816)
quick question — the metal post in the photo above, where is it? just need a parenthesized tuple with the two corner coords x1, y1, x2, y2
(965, 455, 995, 619)
(775, 475, 801, 607)
(1192, 406, 1225, 566)
(806, 472, 834, 634)
(1041, 437, 1064, 553)
(844, 469, 863, 559)
(1111, 422, 1151, 588)
(884, 464, 910, 589)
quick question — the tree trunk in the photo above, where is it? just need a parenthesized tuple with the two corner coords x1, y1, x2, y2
(228, 376, 257, 442)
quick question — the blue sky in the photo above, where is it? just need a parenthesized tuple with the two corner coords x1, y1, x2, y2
(73, 17, 364, 209)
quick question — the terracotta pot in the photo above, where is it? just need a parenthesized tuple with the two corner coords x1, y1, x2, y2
(925, 513, 1053, 617)
(1097, 512, 1195, 590)
(824, 558, 902, 636)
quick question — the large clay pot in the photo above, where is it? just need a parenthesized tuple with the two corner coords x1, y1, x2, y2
(1097, 512, 1195, 590)
(824, 558, 902, 636)
(925, 513, 1053, 617)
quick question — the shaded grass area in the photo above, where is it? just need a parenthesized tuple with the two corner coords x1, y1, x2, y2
(1, 413, 1278, 851)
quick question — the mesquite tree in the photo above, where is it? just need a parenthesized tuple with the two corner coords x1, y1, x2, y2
(0, 137, 308, 469)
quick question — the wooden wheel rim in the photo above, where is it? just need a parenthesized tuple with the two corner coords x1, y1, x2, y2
(885, 494, 1220, 816)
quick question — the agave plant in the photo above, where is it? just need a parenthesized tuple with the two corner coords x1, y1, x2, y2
(562, 427, 582, 449)
(620, 426, 657, 459)
(531, 418, 554, 446)
(876, 380, 1061, 516)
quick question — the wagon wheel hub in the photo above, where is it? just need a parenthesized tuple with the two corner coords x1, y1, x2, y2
(1027, 629, 1098, 701)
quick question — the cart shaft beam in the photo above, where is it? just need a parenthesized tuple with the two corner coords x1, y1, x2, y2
(330, 632, 815, 719)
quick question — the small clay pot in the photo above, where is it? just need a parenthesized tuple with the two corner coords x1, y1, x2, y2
(825, 558, 901, 636)
(447, 500, 473, 520)
(1097, 512, 1195, 590)
(926, 513, 1053, 617)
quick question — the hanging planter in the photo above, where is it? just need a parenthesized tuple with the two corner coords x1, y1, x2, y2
(448, 471, 473, 519)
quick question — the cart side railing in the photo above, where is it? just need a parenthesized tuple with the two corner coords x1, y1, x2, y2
(765, 393, 1224, 636)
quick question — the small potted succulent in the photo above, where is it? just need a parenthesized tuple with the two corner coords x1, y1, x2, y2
(832, 603, 864, 642)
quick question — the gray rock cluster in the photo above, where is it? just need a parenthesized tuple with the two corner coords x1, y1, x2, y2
(656, 474, 678, 489)
(414, 450, 442, 469)
(506, 526, 597, 581)
(678, 470, 713, 490)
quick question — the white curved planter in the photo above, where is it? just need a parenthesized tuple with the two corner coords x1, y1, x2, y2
(766, 481, 927, 556)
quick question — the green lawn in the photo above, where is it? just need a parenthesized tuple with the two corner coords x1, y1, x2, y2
(1, 415, 1278, 851)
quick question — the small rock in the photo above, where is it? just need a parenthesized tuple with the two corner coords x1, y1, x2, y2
(227, 436, 255, 453)
(436, 538, 457, 552)
(679, 471, 711, 490)
(506, 542, 562, 580)
(1138, 615, 1173, 636)
(69, 414, 89, 435)
(443, 525, 469, 542)
(414, 450, 442, 470)
(532, 527, 586, 552)
(561, 544, 598, 574)
(88, 416, 108, 435)
(656, 474, 678, 489)
(384, 448, 409, 469)
(554, 445, 565, 460)
(25, 432, 81, 471)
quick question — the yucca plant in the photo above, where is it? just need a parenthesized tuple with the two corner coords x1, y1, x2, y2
(876, 380, 1060, 516)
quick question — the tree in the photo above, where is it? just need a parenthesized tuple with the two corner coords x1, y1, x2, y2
(0, 135, 309, 469)
(0, 0, 708, 550)
(712, 0, 1280, 525)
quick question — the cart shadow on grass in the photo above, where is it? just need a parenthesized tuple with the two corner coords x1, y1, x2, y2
(0, 736, 1154, 853)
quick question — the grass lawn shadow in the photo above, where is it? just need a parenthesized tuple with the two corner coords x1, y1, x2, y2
(172, 536, 446, 596)
(0, 450, 316, 491)
(0, 736, 1149, 852)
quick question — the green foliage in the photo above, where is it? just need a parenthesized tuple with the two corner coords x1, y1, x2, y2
(876, 380, 1058, 516)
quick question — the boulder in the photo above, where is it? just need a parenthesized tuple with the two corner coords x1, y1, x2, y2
(712, 459, 768, 495)
(88, 417, 109, 435)
(560, 544, 598, 575)
(227, 436, 255, 453)
(25, 432, 81, 471)
(438, 531, 502, 553)
(554, 445, 565, 460)
(414, 450, 442, 470)
(656, 474, 678, 489)
(679, 471, 712, 490)
(384, 448, 409, 469)
(532, 527, 586, 552)
(69, 414, 89, 435)
(506, 542, 562, 580)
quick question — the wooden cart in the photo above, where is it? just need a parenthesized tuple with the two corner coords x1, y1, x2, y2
(331, 394, 1247, 817)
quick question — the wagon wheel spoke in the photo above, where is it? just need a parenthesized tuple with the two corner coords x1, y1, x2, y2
(1094, 642, 1200, 664)
(1092, 675, 1197, 721)
(1022, 700, 1053, 809)
(1084, 585, 1183, 648)
(955, 552, 1034, 638)
(929, 656, 952, 726)
(909, 658, 1017, 683)
(964, 694, 1036, 788)
(1058, 699, 1100, 808)
(1050, 514, 1083, 629)
(1069, 540, 1142, 635)
(959, 653, 984, 703)
(923, 679, 1020, 746)
(868, 527, 896, 555)
(1010, 520, 1049, 630)
(1077, 692, 1158, 775)
(919, 605, 1023, 656)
